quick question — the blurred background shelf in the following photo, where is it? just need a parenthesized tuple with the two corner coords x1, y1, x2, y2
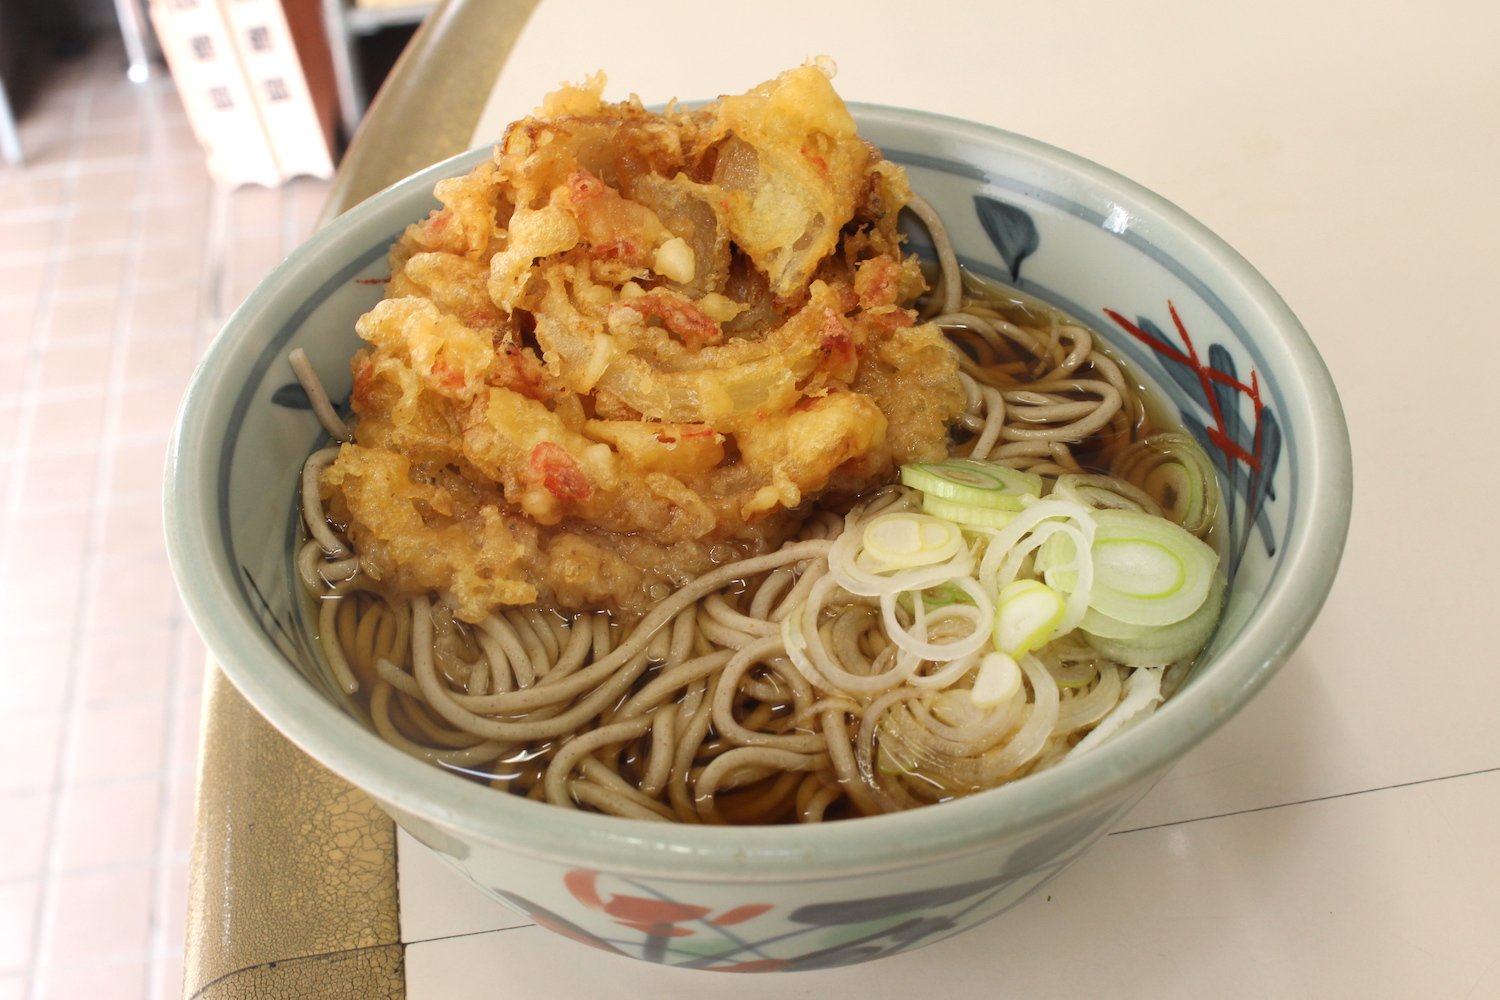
(0, 0, 437, 175)
(322, 0, 435, 142)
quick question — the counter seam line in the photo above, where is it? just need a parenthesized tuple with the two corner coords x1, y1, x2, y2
(1109, 764, 1500, 836)
(400, 924, 537, 948)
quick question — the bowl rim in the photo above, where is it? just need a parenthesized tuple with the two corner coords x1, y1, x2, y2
(165, 103, 1353, 879)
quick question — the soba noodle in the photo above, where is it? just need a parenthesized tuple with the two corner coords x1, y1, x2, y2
(292, 204, 1221, 824)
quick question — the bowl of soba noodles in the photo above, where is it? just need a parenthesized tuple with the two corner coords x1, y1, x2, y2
(164, 64, 1351, 970)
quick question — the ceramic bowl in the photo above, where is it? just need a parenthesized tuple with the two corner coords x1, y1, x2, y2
(164, 105, 1352, 971)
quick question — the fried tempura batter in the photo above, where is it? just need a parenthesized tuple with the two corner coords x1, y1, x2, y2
(323, 64, 965, 618)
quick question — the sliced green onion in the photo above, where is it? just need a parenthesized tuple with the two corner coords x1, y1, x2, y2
(1144, 462, 1201, 522)
(1052, 472, 1161, 517)
(897, 580, 976, 616)
(1086, 509, 1218, 627)
(974, 496, 1096, 586)
(971, 651, 1023, 707)
(1034, 531, 1080, 591)
(1081, 572, 1224, 668)
(861, 512, 964, 571)
(901, 459, 1042, 511)
(993, 579, 1065, 659)
(1110, 431, 1220, 538)
(920, 493, 1019, 529)
(879, 581, 992, 664)
(831, 510, 977, 599)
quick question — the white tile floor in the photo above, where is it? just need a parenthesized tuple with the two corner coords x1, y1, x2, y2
(0, 36, 328, 1000)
